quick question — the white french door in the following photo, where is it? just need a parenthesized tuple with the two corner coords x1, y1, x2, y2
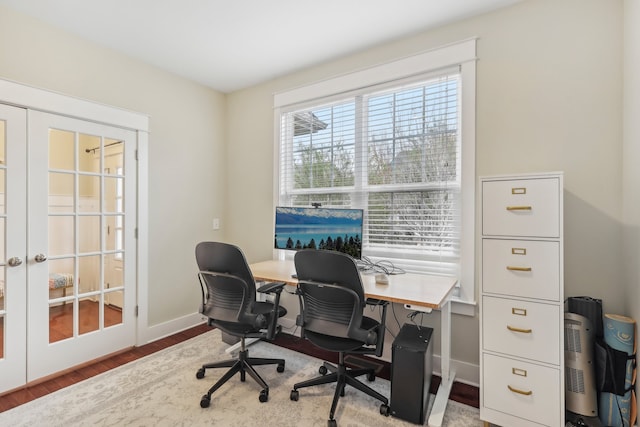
(0, 104, 28, 392)
(0, 106, 138, 390)
(27, 111, 137, 380)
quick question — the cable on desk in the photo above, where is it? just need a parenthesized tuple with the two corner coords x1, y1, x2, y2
(356, 256, 405, 275)
(407, 310, 427, 330)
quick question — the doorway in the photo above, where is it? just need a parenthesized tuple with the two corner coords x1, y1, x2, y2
(0, 83, 147, 393)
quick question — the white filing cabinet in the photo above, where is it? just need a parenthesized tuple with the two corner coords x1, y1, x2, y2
(479, 172, 564, 427)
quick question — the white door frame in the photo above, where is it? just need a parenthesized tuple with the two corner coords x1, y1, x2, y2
(0, 78, 150, 347)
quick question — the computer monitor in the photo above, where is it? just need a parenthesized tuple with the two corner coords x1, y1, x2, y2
(274, 206, 363, 259)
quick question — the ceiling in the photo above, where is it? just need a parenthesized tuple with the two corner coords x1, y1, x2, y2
(0, 0, 522, 93)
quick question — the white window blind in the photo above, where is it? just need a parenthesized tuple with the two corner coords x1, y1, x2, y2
(275, 39, 476, 310)
(278, 71, 461, 277)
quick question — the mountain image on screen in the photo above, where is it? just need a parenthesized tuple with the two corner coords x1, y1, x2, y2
(274, 206, 363, 259)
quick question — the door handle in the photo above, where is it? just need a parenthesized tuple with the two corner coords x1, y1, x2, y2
(7, 257, 23, 267)
(34, 253, 48, 263)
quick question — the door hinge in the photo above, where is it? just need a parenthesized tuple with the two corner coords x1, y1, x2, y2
(135, 305, 139, 317)
(135, 149, 138, 161)
(134, 227, 138, 239)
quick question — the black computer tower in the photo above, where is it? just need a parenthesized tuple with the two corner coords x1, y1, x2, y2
(390, 324, 433, 424)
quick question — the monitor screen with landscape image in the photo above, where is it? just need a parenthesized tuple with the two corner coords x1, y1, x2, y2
(274, 206, 363, 259)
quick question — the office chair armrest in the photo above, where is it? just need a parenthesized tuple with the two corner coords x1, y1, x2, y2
(261, 282, 286, 340)
(365, 298, 388, 356)
(257, 281, 286, 294)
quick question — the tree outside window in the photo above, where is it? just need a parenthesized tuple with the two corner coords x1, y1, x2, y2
(280, 74, 461, 276)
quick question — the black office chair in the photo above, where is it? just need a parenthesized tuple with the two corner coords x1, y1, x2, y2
(195, 241, 287, 408)
(289, 249, 390, 427)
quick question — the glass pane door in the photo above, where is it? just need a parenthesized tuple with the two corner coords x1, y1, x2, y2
(27, 111, 136, 381)
(0, 104, 27, 393)
(47, 130, 127, 341)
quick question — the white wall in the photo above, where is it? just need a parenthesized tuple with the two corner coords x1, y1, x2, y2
(0, 6, 228, 327)
(623, 0, 640, 318)
(226, 0, 625, 382)
(623, 0, 640, 418)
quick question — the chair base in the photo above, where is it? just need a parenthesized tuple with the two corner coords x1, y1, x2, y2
(290, 354, 390, 425)
(197, 344, 285, 408)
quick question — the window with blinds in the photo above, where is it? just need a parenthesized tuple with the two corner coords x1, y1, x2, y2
(278, 72, 461, 276)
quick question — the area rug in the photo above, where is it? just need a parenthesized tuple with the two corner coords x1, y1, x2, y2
(0, 329, 481, 426)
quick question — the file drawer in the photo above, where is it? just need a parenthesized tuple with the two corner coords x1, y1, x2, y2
(483, 353, 561, 427)
(480, 172, 564, 426)
(482, 177, 560, 238)
(482, 296, 560, 364)
(482, 239, 560, 301)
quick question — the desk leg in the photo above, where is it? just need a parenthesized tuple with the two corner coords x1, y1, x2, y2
(428, 298, 455, 427)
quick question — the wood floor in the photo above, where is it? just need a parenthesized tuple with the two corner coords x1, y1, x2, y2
(0, 300, 124, 357)
(0, 322, 479, 413)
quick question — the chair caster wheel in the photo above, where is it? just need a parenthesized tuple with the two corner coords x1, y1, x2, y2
(319, 365, 328, 375)
(367, 372, 375, 382)
(328, 419, 337, 427)
(200, 395, 211, 408)
(196, 368, 205, 379)
(259, 389, 269, 402)
(380, 404, 390, 416)
(277, 363, 285, 373)
(290, 389, 299, 401)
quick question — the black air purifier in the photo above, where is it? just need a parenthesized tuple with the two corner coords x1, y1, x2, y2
(390, 324, 433, 424)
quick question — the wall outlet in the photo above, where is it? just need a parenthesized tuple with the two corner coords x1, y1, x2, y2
(212, 218, 220, 230)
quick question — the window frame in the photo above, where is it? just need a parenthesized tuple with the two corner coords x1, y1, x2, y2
(273, 39, 476, 314)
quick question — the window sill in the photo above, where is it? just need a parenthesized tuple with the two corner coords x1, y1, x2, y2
(450, 297, 476, 317)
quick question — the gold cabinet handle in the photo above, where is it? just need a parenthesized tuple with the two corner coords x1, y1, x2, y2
(508, 385, 532, 396)
(506, 266, 532, 272)
(506, 206, 532, 211)
(507, 325, 532, 333)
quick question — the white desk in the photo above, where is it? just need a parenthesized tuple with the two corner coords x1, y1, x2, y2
(250, 259, 458, 427)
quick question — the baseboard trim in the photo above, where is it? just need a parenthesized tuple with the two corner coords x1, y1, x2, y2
(138, 312, 205, 345)
(433, 355, 479, 388)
